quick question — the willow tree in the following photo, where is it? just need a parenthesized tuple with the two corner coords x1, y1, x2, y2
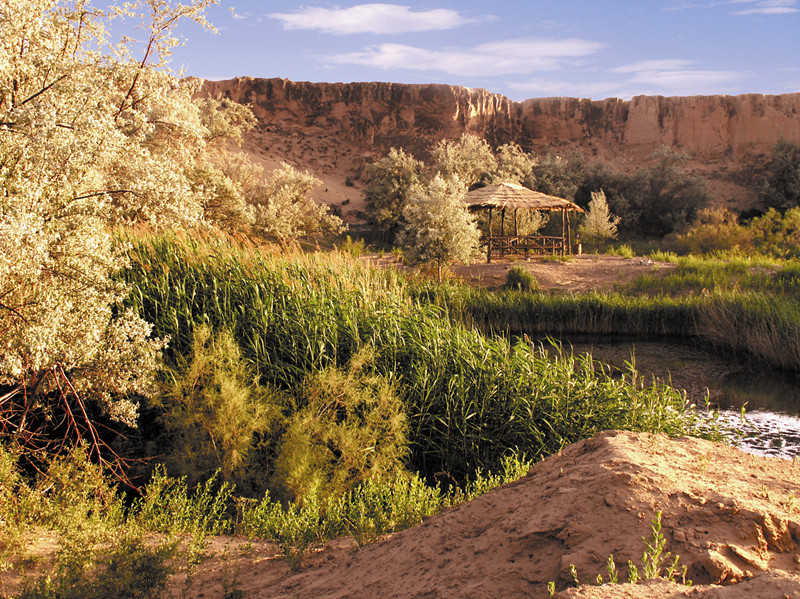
(0, 0, 254, 470)
(398, 174, 481, 281)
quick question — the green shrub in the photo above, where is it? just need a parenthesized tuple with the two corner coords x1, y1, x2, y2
(341, 235, 366, 258)
(272, 347, 408, 503)
(18, 531, 176, 599)
(154, 324, 285, 495)
(608, 244, 635, 258)
(503, 266, 539, 292)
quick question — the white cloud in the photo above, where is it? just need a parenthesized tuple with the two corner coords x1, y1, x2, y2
(506, 78, 630, 99)
(507, 59, 746, 100)
(269, 3, 479, 35)
(732, 0, 799, 14)
(613, 60, 742, 92)
(326, 38, 606, 76)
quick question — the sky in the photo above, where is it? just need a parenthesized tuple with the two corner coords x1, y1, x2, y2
(164, 0, 800, 101)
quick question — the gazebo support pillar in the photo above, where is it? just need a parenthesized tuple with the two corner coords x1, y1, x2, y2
(487, 207, 493, 263)
(561, 209, 566, 256)
(566, 210, 572, 255)
(500, 208, 506, 258)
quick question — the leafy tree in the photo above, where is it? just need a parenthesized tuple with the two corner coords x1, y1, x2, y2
(579, 190, 620, 252)
(432, 134, 497, 188)
(251, 163, 345, 244)
(363, 147, 423, 241)
(529, 151, 586, 199)
(0, 0, 253, 471)
(628, 146, 710, 237)
(493, 142, 537, 184)
(759, 140, 800, 211)
(398, 174, 481, 281)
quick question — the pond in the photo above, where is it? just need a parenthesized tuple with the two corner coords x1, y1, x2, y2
(537, 336, 800, 460)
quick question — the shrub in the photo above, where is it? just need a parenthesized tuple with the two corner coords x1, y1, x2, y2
(503, 266, 539, 292)
(154, 325, 285, 494)
(271, 347, 408, 503)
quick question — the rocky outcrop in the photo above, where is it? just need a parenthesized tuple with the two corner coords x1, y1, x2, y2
(200, 77, 800, 211)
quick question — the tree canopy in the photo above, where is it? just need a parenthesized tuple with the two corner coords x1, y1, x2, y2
(0, 0, 269, 469)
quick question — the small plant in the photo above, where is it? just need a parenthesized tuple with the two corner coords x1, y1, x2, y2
(609, 244, 635, 258)
(503, 266, 539, 292)
(567, 511, 689, 592)
(340, 235, 366, 258)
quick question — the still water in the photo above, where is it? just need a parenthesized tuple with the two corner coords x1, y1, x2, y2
(539, 336, 800, 460)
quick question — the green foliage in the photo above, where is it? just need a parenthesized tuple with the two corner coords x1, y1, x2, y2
(759, 139, 800, 211)
(493, 143, 537, 184)
(579, 190, 620, 252)
(123, 235, 712, 483)
(673, 208, 752, 255)
(530, 151, 586, 199)
(340, 235, 366, 258)
(272, 347, 408, 503)
(364, 148, 424, 240)
(432, 134, 497, 188)
(155, 325, 285, 494)
(503, 266, 539, 292)
(251, 162, 345, 243)
(748, 207, 800, 258)
(608, 244, 635, 258)
(0, 0, 261, 474)
(18, 531, 176, 599)
(398, 174, 481, 281)
(576, 148, 710, 237)
(132, 467, 233, 538)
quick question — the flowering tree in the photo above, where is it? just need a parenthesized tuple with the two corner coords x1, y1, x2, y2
(398, 175, 481, 281)
(0, 0, 253, 470)
(251, 162, 345, 243)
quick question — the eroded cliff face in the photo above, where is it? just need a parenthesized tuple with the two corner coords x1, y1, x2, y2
(201, 77, 800, 215)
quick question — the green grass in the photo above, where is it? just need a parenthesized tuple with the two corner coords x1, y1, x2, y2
(120, 234, 710, 483)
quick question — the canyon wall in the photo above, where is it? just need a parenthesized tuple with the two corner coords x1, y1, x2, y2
(201, 77, 800, 214)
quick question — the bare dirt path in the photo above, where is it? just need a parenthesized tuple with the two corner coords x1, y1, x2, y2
(450, 254, 676, 293)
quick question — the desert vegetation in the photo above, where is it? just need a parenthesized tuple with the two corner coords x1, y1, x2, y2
(3, 1, 800, 597)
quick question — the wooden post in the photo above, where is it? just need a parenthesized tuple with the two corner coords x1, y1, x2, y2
(487, 207, 493, 263)
(566, 210, 572, 255)
(560, 209, 566, 256)
(500, 208, 506, 258)
(514, 208, 518, 237)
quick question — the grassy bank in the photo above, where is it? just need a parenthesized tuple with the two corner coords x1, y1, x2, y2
(425, 255, 800, 372)
(121, 234, 709, 484)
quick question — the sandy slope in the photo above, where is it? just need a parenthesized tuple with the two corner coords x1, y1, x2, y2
(167, 430, 800, 599)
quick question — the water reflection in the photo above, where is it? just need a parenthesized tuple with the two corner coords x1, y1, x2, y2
(537, 336, 800, 460)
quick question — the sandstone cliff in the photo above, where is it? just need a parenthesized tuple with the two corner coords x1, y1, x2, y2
(201, 77, 800, 217)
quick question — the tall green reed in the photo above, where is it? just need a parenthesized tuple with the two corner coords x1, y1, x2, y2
(121, 234, 711, 482)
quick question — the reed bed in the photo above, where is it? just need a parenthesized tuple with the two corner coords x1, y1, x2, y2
(121, 235, 708, 482)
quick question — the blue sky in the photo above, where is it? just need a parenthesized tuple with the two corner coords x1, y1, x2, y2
(166, 0, 800, 101)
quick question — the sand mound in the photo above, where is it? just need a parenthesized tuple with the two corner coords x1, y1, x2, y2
(209, 430, 799, 599)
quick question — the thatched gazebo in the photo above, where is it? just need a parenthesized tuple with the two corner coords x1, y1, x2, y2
(463, 182, 585, 262)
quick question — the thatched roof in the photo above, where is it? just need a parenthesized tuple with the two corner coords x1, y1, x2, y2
(463, 182, 585, 213)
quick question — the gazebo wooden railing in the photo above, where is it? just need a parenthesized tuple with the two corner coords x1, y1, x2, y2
(485, 235, 565, 261)
(463, 182, 585, 263)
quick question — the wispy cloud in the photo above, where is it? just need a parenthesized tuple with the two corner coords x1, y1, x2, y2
(269, 3, 480, 35)
(326, 38, 606, 76)
(508, 59, 746, 99)
(666, 0, 798, 13)
(612, 59, 742, 92)
(732, 0, 799, 14)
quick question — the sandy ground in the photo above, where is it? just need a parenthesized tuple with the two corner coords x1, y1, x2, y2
(450, 254, 677, 293)
(151, 430, 800, 599)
